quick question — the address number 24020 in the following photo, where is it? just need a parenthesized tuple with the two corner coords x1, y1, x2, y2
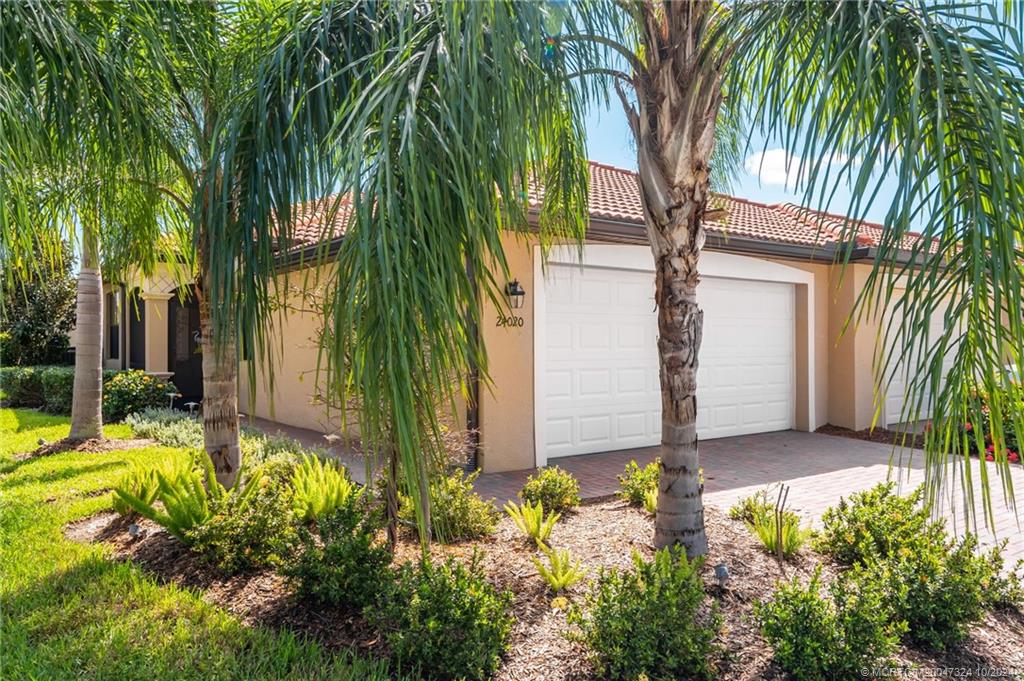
(496, 314, 524, 328)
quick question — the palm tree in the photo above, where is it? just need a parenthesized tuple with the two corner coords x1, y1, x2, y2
(220, 0, 1024, 555)
(2, 3, 167, 441)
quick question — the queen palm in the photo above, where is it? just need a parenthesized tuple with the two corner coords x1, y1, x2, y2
(217, 0, 1024, 554)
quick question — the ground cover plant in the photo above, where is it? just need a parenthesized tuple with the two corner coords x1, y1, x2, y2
(0, 408, 399, 680)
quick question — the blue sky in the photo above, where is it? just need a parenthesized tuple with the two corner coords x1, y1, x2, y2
(584, 102, 901, 225)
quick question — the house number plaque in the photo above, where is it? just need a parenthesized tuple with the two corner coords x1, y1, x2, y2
(496, 313, 525, 328)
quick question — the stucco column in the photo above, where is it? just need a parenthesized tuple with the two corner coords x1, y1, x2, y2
(141, 293, 173, 374)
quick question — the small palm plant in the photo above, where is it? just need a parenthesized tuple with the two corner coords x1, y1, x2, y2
(533, 542, 586, 594)
(504, 500, 560, 546)
(290, 453, 359, 523)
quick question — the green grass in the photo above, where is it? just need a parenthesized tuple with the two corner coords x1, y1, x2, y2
(0, 408, 401, 680)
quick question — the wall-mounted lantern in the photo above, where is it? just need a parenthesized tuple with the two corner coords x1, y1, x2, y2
(506, 279, 526, 309)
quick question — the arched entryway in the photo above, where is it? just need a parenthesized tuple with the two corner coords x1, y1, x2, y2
(168, 287, 203, 404)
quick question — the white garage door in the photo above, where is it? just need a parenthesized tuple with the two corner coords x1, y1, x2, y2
(882, 300, 956, 427)
(542, 263, 795, 459)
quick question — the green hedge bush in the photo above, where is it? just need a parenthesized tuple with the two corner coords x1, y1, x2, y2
(569, 548, 721, 680)
(368, 554, 514, 681)
(756, 565, 904, 680)
(1, 365, 172, 421)
(287, 496, 392, 610)
(400, 469, 499, 542)
(0, 366, 47, 406)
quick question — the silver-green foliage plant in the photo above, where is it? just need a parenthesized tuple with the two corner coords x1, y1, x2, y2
(504, 500, 559, 546)
(291, 453, 360, 523)
(533, 542, 585, 593)
(125, 408, 203, 449)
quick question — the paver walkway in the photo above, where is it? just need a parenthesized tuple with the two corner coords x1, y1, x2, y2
(250, 418, 1024, 565)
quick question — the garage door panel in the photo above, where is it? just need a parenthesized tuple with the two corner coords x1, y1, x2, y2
(543, 264, 794, 458)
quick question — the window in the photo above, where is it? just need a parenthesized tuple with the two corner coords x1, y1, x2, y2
(106, 290, 121, 360)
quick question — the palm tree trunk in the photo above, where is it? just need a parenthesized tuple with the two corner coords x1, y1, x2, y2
(651, 215, 708, 557)
(69, 222, 104, 441)
(197, 279, 241, 488)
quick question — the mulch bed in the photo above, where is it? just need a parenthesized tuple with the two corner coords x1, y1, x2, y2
(817, 423, 926, 449)
(21, 437, 156, 460)
(65, 502, 1024, 680)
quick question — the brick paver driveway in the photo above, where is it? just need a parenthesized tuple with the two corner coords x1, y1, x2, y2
(251, 417, 1024, 565)
(476, 430, 1024, 565)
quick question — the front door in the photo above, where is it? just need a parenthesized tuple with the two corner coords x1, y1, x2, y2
(168, 289, 203, 405)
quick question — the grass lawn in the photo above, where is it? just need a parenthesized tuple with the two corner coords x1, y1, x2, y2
(0, 408, 399, 681)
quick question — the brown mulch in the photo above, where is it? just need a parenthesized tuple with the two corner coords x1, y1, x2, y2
(65, 502, 1024, 680)
(817, 423, 926, 449)
(22, 437, 156, 460)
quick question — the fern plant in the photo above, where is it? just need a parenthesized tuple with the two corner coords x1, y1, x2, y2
(290, 453, 360, 523)
(112, 466, 163, 516)
(747, 510, 809, 560)
(533, 542, 586, 593)
(643, 487, 658, 515)
(504, 500, 560, 545)
(114, 455, 262, 543)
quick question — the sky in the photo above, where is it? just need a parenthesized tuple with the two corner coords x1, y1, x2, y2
(584, 102, 902, 226)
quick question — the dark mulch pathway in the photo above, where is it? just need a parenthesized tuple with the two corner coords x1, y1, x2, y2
(817, 423, 925, 449)
(65, 501, 1024, 680)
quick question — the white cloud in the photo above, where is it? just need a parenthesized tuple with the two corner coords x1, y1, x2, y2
(744, 148, 851, 188)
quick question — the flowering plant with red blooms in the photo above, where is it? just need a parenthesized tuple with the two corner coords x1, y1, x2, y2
(964, 421, 973, 432)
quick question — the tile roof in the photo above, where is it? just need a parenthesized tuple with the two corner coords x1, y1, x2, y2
(576, 161, 926, 250)
(284, 161, 924, 253)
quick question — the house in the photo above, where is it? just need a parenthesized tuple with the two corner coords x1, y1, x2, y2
(97, 161, 941, 473)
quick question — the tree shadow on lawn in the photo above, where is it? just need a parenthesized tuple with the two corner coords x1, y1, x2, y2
(6, 552, 389, 680)
(68, 513, 389, 660)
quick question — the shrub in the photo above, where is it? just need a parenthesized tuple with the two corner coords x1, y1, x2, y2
(756, 566, 904, 681)
(125, 408, 203, 448)
(401, 469, 498, 542)
(39, 366, 75, 414)
(0, 242, 76, 366)
(291, 453, 359, 523)
(815, 481, 1014, 648)
(187, 473, 298, 574)
(286, 496, 392, 609)
(368, 555, 515, 681)
(103, 369, 178, 422)
(533, 543, 585, 593)
(815, 482, 930, 565)
(504, 500, 559, 545)
(728, 488, 775, 524)
(569, 549, 721, 681)
(519, 466, 580, 513)
(617, 459, 659, 506)
(882, 531, 1002, 649)
(747, 509, 808, 560)
(0, 366, 46, 407)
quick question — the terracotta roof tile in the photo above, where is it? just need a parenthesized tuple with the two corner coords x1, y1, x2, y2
(286, 161, 925, 253)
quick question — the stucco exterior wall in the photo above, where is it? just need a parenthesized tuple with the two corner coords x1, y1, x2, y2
(826, 263, 882, 430)
(476, 232, 538, 472)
